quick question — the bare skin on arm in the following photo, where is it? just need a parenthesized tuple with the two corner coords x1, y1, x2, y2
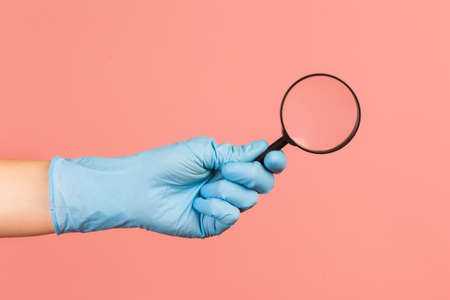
(0, 160, 54, 237)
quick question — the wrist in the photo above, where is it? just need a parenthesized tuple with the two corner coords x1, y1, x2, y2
(49, 156, 137, 234)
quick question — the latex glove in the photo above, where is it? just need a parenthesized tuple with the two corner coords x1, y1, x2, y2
(49, 137, 287, 238)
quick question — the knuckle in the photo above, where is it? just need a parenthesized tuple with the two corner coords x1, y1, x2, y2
(217, 180, 228, 199)
(247, 162, 261, 188)
(231, 144, 245, 159)
(246, 180, 255, 189)
(230, 207, 240, 223)
(218, 206, 240, 226)
(209, 205, 219, 217)
(244, 190, 258, 209)
(262, 175, 274, 194)
(216, 142, 233, 161)
(250, 190, 259, 205)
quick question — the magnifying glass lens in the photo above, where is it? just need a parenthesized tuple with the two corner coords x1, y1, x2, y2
(282, 75, 359, 152)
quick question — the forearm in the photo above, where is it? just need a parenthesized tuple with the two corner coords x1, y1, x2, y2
(0, 138, 286, 238)
(0, 160, 54, 237)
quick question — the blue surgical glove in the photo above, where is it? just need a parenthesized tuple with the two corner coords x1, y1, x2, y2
(49, 136, 287, 238)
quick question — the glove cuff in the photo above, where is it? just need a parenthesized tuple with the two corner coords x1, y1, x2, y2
(48, 155, 136, 234)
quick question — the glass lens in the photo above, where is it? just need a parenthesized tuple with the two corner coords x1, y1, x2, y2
(282, 75, 359, 152)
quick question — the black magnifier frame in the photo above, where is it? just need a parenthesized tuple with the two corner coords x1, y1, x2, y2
(254, 73, 361, 163)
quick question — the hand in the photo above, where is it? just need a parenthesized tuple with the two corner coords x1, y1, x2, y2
(50, 137, 287, 238)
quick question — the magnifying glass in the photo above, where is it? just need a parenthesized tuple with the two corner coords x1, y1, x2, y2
(255, 73, 361, 163)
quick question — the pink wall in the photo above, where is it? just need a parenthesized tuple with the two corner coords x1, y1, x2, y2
(1, 1, 450, 299)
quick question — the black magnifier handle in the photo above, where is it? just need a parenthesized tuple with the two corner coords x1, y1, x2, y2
(254, 135, 288, 164)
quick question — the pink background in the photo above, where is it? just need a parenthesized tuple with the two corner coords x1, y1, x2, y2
(1, 1, 450, 299)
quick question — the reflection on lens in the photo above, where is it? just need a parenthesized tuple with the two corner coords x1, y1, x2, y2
(282, 75, 359, 152)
